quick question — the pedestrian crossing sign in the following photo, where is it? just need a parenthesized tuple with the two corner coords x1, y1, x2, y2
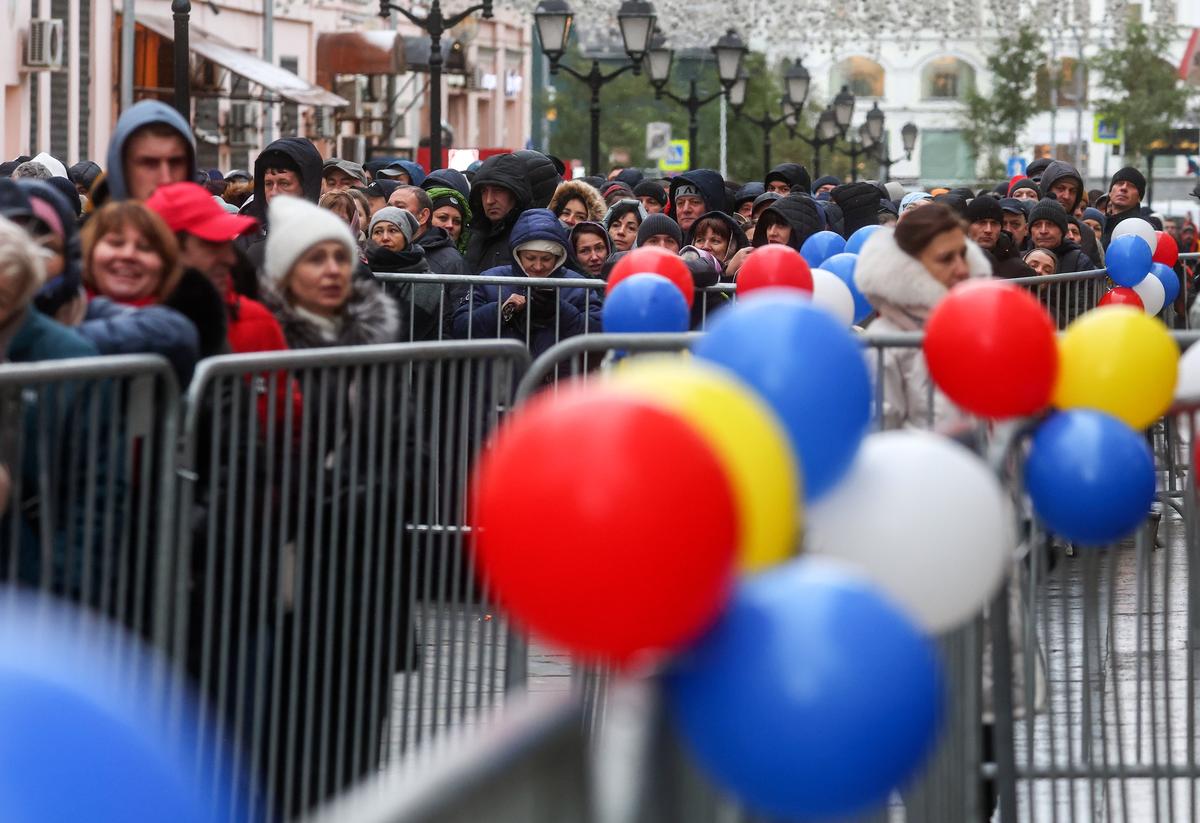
(1094, 117, 1123, 146)
(658, 139, 690, 172)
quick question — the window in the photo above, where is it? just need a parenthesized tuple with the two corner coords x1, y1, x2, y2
(921, 57, 975, 100)
(280, 57, 300, 136)
(920, 129, 975, 184)
(829, 57, 884, 99)
(1035, 58, 1087, 109)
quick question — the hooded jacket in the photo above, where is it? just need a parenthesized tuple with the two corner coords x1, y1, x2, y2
(422, 168, 470, 200)
(831, 181, 884, 238)
(687, 210, 749, 262)
(514, 150, 562, 209)
(548, 179, 606, 224)
(668, 170, 728, 220)
(568, 221, 613, 277)
(1038, 161, 1085, 212)
(453, 209, 602, 357)
(733, 182, 764, 210)
(15, 180, 82, 316)
(764, 163, 812, 195)
(466, 153, 533, 274)
(854, 227, 992, 430)
(249, 137, 324, 221)
(752, 194, 823, 250)
(104, 101, 196, 201)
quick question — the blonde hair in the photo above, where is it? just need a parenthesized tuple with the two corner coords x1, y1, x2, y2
(82, 201, 181, 301)
(0, 216, 48, 309)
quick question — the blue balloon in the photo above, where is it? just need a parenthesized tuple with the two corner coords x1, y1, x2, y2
(693, 294, 871, 499)
(1151, 262, 1180, 305)
(1025, 410, 1155, 545)
(822, 252, 873, 324)
(800, 230, 846, 268)
(667, 559, 944, 821)
(1106, 234, 1153, 287)
(845, 224, 882, 255)
(603, 272, 690, 333)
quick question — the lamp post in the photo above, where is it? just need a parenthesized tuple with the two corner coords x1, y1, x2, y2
(840, 122, 879, 182)
(172, 0, 191, 119)
(645, 29, 744, 168)
(378, 0, 494, 172)
(876, 120, 920, 183)
(729, 55, 813, 179)
(535, 0, 657, 175)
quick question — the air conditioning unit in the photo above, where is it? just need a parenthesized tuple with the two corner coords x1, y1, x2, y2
(24, 19, 64, 70)
(337, 135, 366, 164)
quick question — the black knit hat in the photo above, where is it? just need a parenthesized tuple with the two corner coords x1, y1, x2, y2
(965, 195, 1003, 224)
(1029, 198, 1069, 235)
(1025, 157, 1053, 181)
(1008, 177, 1040, 198)
(636, 212, 683, 247)
(633, 180, 667, 206)
(1110, 166, 1147, 200)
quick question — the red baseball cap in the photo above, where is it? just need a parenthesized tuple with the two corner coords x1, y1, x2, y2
(145, 182, 258, 243)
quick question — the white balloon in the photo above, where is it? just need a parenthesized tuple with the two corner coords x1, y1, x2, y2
(1176, 343, 1200, 401)
(806, 430, 1012, 632)
(807, 268, 856, 326)
(1132, 273, 1165, 315)
(1111, 217, 1158, 252)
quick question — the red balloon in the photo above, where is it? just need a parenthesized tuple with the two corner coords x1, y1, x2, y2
(924, 280, 1058, 419)
(608, 247, 695, 309)
(470, 383, 737, 664)
(1154, 231, 1179, 267)
(735, 245, 814, 296)
(1098, 287, 1144, 310)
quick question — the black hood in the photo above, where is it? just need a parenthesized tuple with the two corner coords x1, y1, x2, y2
(753, 194, 822, 250)
(251, 137, 323, 220)
(468, 153, 534, 230)
(1039, 161, 1085, 212)
(734, 181, 765, 206)
(668, 169, 728, 219)
(422, 167, 470, 200)
(764, 163, 812, 194)
(416, 225, 457, 252)
(513, 150, 562, 208)
(688, 210, 749, 259)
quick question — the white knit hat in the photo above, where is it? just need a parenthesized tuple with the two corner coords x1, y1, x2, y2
(264, 195, 357, 285)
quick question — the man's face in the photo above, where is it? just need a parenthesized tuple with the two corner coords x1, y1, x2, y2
(736, 201, 754, 219)
(1049, 179, 1078, 212)
(638, 196, 663, 215)
(480, 185, 516, 222)
(1110, 180, 1140, 211)
(1031, 219, 1063, 249)
(180, 234, 237, 295)
(1012, 187, 1039, 203)
(322, 169, 358, 193)
(1083, 218, 1103, 242)
(124, 132, 190, 200)
(1003, 212, 1028, 246)
(1066, 222, 1082, 244)
(766, 179, 791, 195)
(1166, 219, 1182, 242)
(968, 219, 1001, 250)
(388, 189, 431, 231)
(641, 234, 680, 253)
(674, 195, 705, 231)
(815, 183, 836, 196)
(263, 169, 303, 203)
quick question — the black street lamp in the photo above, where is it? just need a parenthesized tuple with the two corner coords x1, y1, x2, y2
(378, 0, 494, 172)
(645, 29, 744, 169)
(172, 0, 191, 119)
(535, 0, 657, 175)
(840, 122, 879, 181)
(785, 102, 843, 178)
(876, 120, 920, 182)
(730, 56, 812, 179)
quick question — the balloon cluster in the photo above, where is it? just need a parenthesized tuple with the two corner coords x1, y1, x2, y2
(1101, 219, 1181, 314)
(470, 292, 1001, 820)
(921, 280, 1178, 546)
(604, 248, 695, 333)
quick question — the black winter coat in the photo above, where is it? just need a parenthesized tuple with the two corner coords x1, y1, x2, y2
(465, 154, 533, 274)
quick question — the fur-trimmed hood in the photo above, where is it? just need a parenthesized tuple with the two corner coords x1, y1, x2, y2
(260, 277, 400, 349)
(854, 226, 992, 318)
(548, 179, 606, 224)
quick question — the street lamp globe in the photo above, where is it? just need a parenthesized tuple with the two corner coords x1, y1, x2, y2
(645, 30, 672, 85)
(533, 0, 572, 60)
(865, 101, 885, 142)
(816, 106, 839, 142)
(727, 69, 748, 108)
(858, 121, 877, 150)
(901, 121, 919, 156)
(784, 60, 810, 108)
(712, 29, 747, 86)
(616, 0, 656, 64)
(833, 85, 855, 132)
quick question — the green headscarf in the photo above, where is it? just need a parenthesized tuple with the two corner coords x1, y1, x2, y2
(425, 186, 472, 254)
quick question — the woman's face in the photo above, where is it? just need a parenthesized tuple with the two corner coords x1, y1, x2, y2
(1024, 250, 1056, 277)
(692, 224, 731, 261)
(763, 215, 792, 247)
(917, 227, 970, 288)
(574, 232, 609, 277)
(558, 198, 589, 227)
(287, 240, 352, 317)
(370, 221, 407, 251)
(609, 212, 640, 252)
(432, 206, 463, 242)
(91, 223, 164, 303)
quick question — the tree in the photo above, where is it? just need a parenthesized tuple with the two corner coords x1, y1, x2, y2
(960, 31, 1043, 180)
(1091, 21, 1194, 164)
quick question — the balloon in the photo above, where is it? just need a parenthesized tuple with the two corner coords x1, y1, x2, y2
(666, 558, 943, 821)
(693, 293, 872, 500)
(735, 244, 813, 296)
(471, 383, 738, 663)
(799, 230, 846, 268)
(1054, 306, 1178, 429)
(807, 430, 1011, 631)
(1132, 272, 1166, 315)
(610, 358, 801, 573)
(823, 252, 873, 323)
(1105, 234, 1153, 288)
(1154, 230, 1179, 267)
(845, 224, 882, 255)
(808, 268, 856, 326)
(1098, 287, 1143, 310)
(1150, 261, 1180, 306)
(923, 280, 1057, 418)
(1176, 342, 1200, 401)
(1025, 410, 1155, 545)
(1111, 216, 1159, 251)
(608, 247, 695, 309)
(603, 273, 690, 333)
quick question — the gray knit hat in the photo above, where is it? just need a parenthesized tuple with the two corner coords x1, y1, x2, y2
(369, 206, 419, 246)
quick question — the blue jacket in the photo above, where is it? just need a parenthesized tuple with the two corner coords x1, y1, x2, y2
(77, 298, 201, 386)
(104, 100, 196, 201)
(452, 209, 603, 356)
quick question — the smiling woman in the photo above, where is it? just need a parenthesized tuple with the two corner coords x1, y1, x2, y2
(82, 201, 182, 304)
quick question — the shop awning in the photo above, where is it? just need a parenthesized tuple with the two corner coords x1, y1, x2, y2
(138, 14, 348, 107)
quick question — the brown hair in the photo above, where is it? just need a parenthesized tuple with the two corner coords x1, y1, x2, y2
(82, 201, 181, 301)
(222, 180, 254, 208)
(894, 203, 965, 257)
(691, 215, 732, 241)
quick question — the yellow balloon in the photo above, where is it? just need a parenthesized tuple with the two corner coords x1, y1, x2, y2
(608, 357, 802, 573)
(1054, 306, 1179, 430)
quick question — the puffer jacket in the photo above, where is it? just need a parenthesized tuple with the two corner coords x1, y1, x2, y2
(752, 194, 823, 251)
(514, 150, 562, 209)
(548, 179, 606, 224)
(854, 227, 992, 430)
(465, 154, 534, 274)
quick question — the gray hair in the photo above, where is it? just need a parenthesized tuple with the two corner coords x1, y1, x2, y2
(12, 161, 51, 180)
(0, 216, 47, 310)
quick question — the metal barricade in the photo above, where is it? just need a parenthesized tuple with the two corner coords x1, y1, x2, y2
(0, 354, 180, 650)
(1007, 269, 1110, 329)
(173, 340, 531, 822)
